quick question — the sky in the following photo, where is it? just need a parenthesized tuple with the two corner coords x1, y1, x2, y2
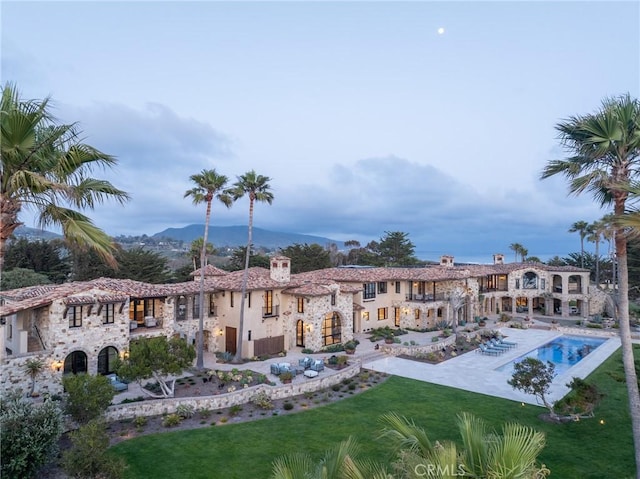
(2, 1, 639, 263)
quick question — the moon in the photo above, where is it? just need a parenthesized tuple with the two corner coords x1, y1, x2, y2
(437, 27, 445, 35)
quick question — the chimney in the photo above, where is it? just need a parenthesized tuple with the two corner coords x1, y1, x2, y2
(440, 255, 454, 267)
(270, 255, 291, 283)
(493, 253, 504, 265)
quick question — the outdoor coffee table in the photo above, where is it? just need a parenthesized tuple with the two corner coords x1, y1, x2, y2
(304, 370, 319, 378)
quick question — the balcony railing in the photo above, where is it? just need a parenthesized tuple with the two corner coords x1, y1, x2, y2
(405, 293, 446, 302)
(262, 305, 279, 318)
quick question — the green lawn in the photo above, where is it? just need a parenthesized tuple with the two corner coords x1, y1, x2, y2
(110, 346, 638, 478)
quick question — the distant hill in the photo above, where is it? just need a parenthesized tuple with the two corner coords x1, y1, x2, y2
(153, 225, 346, 250)
(13, 226, 61, 241)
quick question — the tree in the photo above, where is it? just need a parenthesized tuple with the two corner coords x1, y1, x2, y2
(184, 169, 233, 370)
(0, 83, 130, 270)
(188, 237, 216, 271)
(587, 218, 609, 285)
(62, 419, 126, 479)
(271, 436, 390, 479)
(446, 288, 466, 335)
(509, 242, 526, 262)
(228, 170, 274, 363)
(508, 357, 557, 418)
(344, 239, 362, 265)
(3, 238, 70, 283)
(114, 247, 172, 283)
(541, 94, 640, 472)
(115, 336, 195, 398)
(0, 267, 51, 290)
(226, 245, 271, 271)
(24, 358, 44, 397)
(326, 242, 345, 267)
(380, 412, 549, 479)
(569, 220, 590, 268)
(62, 373, 115, 425)
(280, 243, 331, 273)
(0, 389, 63, 479)
(377, 231, 418, 266)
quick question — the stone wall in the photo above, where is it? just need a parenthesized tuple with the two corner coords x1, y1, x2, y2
(105, 362, 362, 422)
(380, 335, 457, 357)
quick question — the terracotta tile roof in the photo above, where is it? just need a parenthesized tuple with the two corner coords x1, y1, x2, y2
(190, 265, 229, 278)
(283, 282, 333, 296)
(63, 296, 97, 306)
(206, 268, 284, 291)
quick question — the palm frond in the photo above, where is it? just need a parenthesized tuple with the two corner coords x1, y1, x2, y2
(378, 412, 433, 456)
(271, 452, 314, 479)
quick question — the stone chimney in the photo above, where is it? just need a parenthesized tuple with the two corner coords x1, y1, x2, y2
(493, 253, 504, 265)
(270, 255, 291, 283)
(440, 255, 454, 267)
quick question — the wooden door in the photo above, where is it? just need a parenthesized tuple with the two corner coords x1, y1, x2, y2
(225, 326, 237, 354)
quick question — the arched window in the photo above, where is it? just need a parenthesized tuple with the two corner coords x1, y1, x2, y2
(97, 346, 119, 375)
(322, 312, 341, 346)
(63, 351, 88, 375)
(523, 272, 538, 289)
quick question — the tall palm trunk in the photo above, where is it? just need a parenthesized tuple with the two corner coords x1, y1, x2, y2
(594, 235, 601, 286)
(0, 196, 22, 270)
(614, 223, 640, 475)
(235, 195, 254, 363)
(195, 199, 212, 370)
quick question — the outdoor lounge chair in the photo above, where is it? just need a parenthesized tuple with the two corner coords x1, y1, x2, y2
(310, 359, 325, 372)
(270, 362, 295, 375)
(488, 339, 512, 350)
(492, 338, 516, 349)
(298, 357, 313, 369)
(478, 344, 503, 356)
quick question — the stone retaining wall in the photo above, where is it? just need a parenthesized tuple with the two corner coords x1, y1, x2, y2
(380, 334, 457, 357)
(105, 362, 362, 422)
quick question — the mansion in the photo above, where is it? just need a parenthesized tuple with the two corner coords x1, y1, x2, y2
(0, 253, 593, 396)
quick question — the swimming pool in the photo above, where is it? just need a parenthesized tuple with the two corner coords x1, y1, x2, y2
(496, 335, 607, 376)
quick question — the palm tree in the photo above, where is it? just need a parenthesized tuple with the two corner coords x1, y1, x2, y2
(509, 243, 526, 262)
(188, 237, 216, 271)
(271, 437, 390, 479)
(24, 358, 44, 397)
(184, 169, 232, 370)
(379, 412, 549, 478)
(569, 220, 590, 268)
(587, 218, 609, 286)
(228, 170, 274, 363)
(541, 93, 640, 476)
(0, 83, 129, 269)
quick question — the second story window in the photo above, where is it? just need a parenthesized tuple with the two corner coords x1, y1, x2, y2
(297, 297, 304, 313)
(102, 303, 115, 324)
(331, 293, 336, 306)
(395, 282, 401, 294)
(264, 290, 273, 315)
(363, 283, 376, 300)
(192, 296, 200, 319)
(209, 294, 216, 316)
(69, 306, 82, 328)
(378, 282, 387, 294)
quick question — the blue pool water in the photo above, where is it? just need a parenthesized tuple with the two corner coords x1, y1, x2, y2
(496, 335, 607, 376)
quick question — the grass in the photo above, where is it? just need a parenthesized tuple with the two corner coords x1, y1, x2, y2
(110, 346, 638, 479)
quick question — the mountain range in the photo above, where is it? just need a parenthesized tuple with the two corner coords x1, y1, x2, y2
(152, 225, 346, 250)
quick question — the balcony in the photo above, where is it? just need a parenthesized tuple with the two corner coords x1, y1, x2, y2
(262, 305, 279, 318)
(405, 293, 446, 302)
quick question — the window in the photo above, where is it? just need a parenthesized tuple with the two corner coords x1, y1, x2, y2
(362, 311, 370, 321)
(331, 293, 336, 306)
(209, 295, 216, 316)
(297, 297, 304, 313)
(394, 307, 401, 327)
(192, 296, 200, 318)
(247, 292, 252, 308)
(415, 309, 421, 320)
(97, 346, 118, 375)
(144, 299, 156, 317)
(541, 279, 546, 290)
(395, 282, 401, 294)
(523, 272, 538, 289)
(363, 283, 376, 300)
(378, 282, 387, 294)
(69, 306, 82, 328)
(176, 296, 187, 320)
(322, 312, 341, 345)
(377, 307, 388, 320)
(264, 290, 273, 315)
(230, 292, 234, 308)
(102, 303, 115, 324)
(515, 279, 520, 289)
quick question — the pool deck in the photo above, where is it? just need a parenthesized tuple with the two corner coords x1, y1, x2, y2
(365, 328, 623, 406)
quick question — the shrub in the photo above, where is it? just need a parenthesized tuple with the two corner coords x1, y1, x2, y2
(283, 402, 294, 411)
(133, 416, 148, 428)
(431, 336, 440, 343)
(322, 343, 344, 353)
(162, 414, 182, 427)
(62, 419, 126, 479)
(176, 404, 195, 419)
(198, 408, 212, 419)
(0, 390, 63, 479)
(62, 373, 115, 425)
(251, 391, 274, 410)
(301, 348, 314, 354)
(229, 405, 243, 417)
(120, 396, 145, 404)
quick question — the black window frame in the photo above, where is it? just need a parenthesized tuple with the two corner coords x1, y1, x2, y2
(363, 282, 376, 300)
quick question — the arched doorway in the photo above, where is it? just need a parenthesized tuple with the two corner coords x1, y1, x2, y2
(322, 312, 341, 346)
(97, 346, 118, 375)
(296, 320, 305, 347)
(64, 351, 88, 375)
